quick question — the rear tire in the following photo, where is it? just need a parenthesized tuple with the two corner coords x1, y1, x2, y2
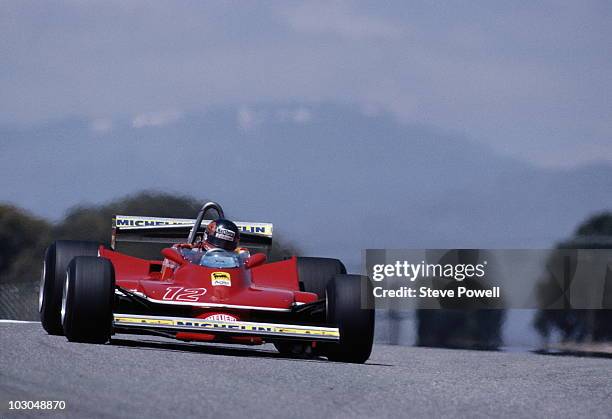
(324, 274, 375, 363)
(39, 240, 100, 335)
(62, 256, 114, 343)
(296, 257, 346, 299)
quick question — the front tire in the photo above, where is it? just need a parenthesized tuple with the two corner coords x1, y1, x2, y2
(324, 274, 375, 363)
(62, 256, 115, 343)
(274, 257, 346, 357)
(296, 257, 346, 299)
(39, 240, 100, 335)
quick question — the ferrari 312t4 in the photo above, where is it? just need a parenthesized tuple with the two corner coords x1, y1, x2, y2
(39, 202, 374, 363)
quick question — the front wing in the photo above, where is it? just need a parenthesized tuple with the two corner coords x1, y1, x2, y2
(113, 314, 340, 341)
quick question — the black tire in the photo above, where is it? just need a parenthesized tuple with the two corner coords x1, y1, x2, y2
(39, 240, 100, 335)
(324, 274, 375, 363)
(296, 257, 346, 299)
(62, 256, 115, 343)
(276, 258, 346, 357)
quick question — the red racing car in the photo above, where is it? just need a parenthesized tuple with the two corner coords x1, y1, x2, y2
(39, 202, 374, 363)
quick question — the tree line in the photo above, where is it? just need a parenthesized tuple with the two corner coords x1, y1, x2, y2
(1, 192, 610, 344)
(0, 191, 296, 319)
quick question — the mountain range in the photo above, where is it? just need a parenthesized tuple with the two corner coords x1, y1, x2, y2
(2, 104, 610, 270)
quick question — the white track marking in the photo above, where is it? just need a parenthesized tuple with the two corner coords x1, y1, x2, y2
(0, 319, 40, 324)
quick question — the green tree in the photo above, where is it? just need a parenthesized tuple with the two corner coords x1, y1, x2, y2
(534, 211, 612, 342)
(0, 205, 51, 283)
(575, 212, 612, 237)
(415, 250, 505, 349)
(0, 205, 52, 319)
(1, 191, 299, 320)
(52, 191, 203, 246)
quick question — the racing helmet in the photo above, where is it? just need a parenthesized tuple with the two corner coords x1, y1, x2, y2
(204, 219, 240, 251)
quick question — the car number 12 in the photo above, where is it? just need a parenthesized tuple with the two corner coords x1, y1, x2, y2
(162, 287, 207, 302)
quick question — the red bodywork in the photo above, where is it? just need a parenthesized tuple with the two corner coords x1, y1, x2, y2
(100, 247, 319, 344)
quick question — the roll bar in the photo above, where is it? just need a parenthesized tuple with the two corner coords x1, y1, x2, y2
(187, 202, 225, 244)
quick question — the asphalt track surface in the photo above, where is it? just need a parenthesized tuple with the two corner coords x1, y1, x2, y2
(1, 322, 611, 418)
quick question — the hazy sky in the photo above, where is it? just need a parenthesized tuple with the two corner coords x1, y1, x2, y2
(1, 1, 611, 167)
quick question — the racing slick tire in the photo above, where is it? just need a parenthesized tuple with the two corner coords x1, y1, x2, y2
(275, 258, 346, 357)
(62, 256, 115, 343)
(39, 240, 100, 335)
(296, 257, 346, 299)
(324, 274, 375, 364)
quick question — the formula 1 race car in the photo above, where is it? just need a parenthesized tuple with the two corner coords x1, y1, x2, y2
(39, 202, 374, 363)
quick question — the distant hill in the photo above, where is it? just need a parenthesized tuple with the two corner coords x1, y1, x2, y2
(1, 104, 611, 270)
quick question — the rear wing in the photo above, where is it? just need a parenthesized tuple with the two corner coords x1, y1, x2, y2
(111, 215, 273, 251)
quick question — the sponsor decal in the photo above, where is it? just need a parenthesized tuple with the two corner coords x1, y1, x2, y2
(114, 316, 340, 337)
(238, 225, 269, 234)
(203, 313, 238, 322)
(174, 320, 339, 336)
(211, 272, 231, 287)
(115, 217, 192, 227)
(115, 316, 175, 326)
(114, 216, 272, 237)
(215, 226, 236, 241)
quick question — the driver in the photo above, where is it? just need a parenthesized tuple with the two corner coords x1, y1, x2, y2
(163, 219, 248, 276)
(200, 219, 251, 263)
(173, 219, 249, 263)
(200, 219, 240, 251)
